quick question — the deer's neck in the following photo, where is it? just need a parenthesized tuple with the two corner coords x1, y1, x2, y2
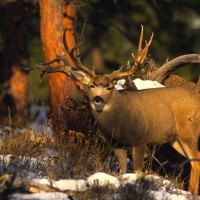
(91, 90, 130, 132)
(91, 90, 146, 145)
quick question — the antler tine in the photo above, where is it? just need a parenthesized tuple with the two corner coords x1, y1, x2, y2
(147, 32, 154, 47)
(63, 28, 71, 55)
(70, 19, 87, 62)
(25, 56, 71, 76)
(132, 25, 144, 63)
(80, 19, 88, 43)
(63, 20, 95, 77)
(38, 56, 67, 66)
(133, 31, 154, 65)
(72, 17, 81, 61)
(138, 25, 144, 54)
(70, 41, 83, 58)
(108, 26, 153, 81)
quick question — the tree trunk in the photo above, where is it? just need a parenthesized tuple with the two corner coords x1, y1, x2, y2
(39, 0, 77, 115)
(0, 1, 29, 125)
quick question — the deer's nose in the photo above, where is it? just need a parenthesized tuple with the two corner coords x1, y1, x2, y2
(94, 96, 103, 104)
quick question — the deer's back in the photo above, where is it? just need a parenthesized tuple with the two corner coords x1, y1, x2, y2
(98, 87, 200, 146)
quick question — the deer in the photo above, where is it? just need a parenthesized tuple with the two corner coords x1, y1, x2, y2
(27, 25, 200, 194)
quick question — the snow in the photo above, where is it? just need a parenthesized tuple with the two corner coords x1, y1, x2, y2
(9, 172, 196, 200)
(1, 154, 199, 199)
(0, 154, 45, 168)
(0, 154, 13, 164)
(114, 78, 165, 91)
(27, 172, 199, 200)
(149, 190, 189, 200)
(10, 192, 70, 200)
(87, 172, 120, 187)
(133, 78, 165, 90)
(32, 178, 51, 185)
(13, 192, 184, 200)
(119, 173, 138, 184)
(115, 79, 126, 90)
(0, 152, 198, 200)
(52, 179, 86, 191)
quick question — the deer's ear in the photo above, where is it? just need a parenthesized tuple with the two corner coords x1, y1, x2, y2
(69, 69, 92, 85)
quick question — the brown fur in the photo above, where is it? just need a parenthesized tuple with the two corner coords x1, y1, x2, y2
(74, 73, 200, 194)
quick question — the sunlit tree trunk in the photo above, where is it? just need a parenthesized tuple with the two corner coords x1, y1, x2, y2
(0, 1, 29, 125)
(39, 0, 77, 115)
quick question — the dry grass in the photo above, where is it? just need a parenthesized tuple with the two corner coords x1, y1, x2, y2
(43, 132, 113, 180)
(0, 129, 113, 179)
(0, 128, 197, 199)
(0, 98, 114, 180)
(0, 129, 46, 177)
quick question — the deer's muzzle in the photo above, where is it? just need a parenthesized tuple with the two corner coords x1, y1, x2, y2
(92, 96, 104, 113)
(94, 96, 103, 104)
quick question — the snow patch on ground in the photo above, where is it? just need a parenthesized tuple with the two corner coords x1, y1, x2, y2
(10, 192, 70, 200)
(28, 172, 199, 200)
(52, 179, 86, 191)
(87, 172, 120, 187)
(148, 190, 189, 200)
(1, 154, 198, 199)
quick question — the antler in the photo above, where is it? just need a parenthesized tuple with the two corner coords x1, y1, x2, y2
(63, 19, 95, 78)
(25, 56, 71, 77)
(27, 22, 154, 89)
(26, 19, 95, 80)
(108, 25, 153, 81)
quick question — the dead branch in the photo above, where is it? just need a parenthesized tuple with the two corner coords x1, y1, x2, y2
(148, 54, 200, 83)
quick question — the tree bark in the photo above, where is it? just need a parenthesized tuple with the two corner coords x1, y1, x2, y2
(0, 1, 29, 125)
(39, 0, 77, 115)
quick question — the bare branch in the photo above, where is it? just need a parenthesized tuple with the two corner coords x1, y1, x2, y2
(149, 54, 200, 83)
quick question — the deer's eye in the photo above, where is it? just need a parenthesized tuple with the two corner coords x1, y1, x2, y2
(106, 87, 113, 91)
(89, 84, 95, 88)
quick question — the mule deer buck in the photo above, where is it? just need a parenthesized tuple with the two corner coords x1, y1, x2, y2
(28, 25, 200, 194)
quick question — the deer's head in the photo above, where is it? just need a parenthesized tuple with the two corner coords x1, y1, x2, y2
(68, 25, 153, 113)
(27, 24, 153, 113)
(69, 71, 115, 112)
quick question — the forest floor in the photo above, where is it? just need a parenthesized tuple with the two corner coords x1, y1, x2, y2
(0, 122, 199, 200)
